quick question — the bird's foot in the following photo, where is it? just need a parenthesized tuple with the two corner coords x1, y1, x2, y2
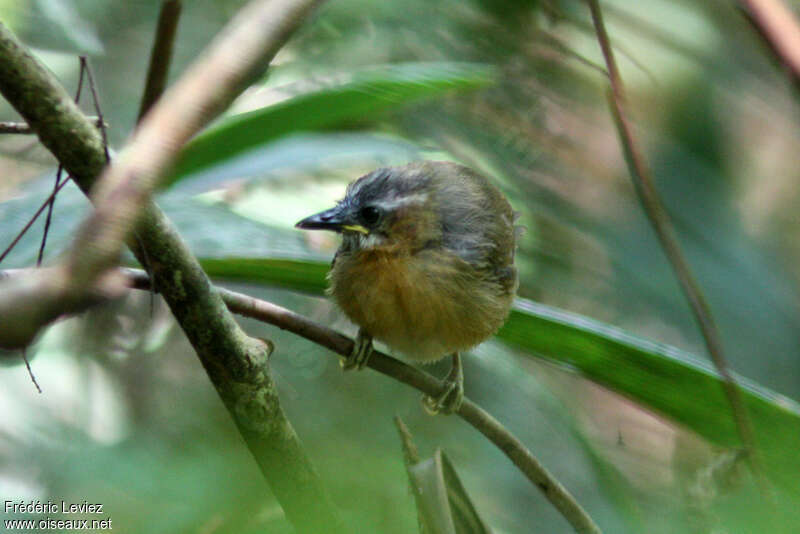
(341, 329, 373, 371)
(422, 353, 464, 415)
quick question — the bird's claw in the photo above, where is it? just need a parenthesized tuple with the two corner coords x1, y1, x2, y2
(422, 353, 464, 415)
(341, 330, 373, 371)
(422, 379, 463, 415)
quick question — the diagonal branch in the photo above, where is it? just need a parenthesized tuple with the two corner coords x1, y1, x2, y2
(585, 0, 762, 483)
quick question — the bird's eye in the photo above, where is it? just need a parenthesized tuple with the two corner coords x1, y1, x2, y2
(359, 206, 382, 226)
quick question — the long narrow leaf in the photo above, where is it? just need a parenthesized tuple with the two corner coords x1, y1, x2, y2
(166, 62, 495, 186)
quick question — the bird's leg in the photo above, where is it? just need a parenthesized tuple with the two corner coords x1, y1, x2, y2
(341, 328, 373, 371)
(422, 352, 464, 415)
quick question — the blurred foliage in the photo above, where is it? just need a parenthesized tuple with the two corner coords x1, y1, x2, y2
(2, 0, 800, 533)
(167, 62, 494, 185)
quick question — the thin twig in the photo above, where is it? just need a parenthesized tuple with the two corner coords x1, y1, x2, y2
(740, 0, 800, 84)
(124, 268, 602, 534)
(138, 0, 182, 121)
(0, 177, 72, 265)
(540, 0, 658, 85)
(80, 57, 109, 162)
(585, 0, 762, 482)
(0, 116, 104, 134)
(38, 58, 89, 266)
(36, 166, 63, 266)
(20, 348, 41, 393)
(536, 30, 609, 77)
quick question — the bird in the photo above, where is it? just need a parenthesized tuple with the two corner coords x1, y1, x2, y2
(295, 161, 518, 414)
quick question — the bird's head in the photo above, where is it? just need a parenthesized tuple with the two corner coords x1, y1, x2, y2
(295, 163, 442, 252)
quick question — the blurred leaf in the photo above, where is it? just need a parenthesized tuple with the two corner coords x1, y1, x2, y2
(199, 256, 800, 498)
(166, 62, 495, 186)
(36, 0, 103, 54)
(199, 257, 328, 294)
(395, 416, 491, 534)
(405, 448, 491, 534)
(500, 299, 800, 499)
(169, 132, 421, 194)
(437, 451, 492, 534)
(471, 341, 641, 533)
(409, 450, 457, 534)
(2, 0, 104, 54)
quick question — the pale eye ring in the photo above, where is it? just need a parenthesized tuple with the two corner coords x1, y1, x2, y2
(359, 205, 382, 226)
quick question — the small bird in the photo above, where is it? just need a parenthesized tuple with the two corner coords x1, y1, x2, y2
(296, 161, 518, 413)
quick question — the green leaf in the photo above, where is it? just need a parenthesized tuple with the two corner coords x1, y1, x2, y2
(4, 0, 104, 54)
(408, 450, 458, 534)
(406, 449, 492, 534)
(166, 62, 495, 186)
(36, 0, 104, 54)
(200, 257, 800, 498)
(395, 416, 491, 534)
(199, 257, 329, 295)
(169, 132, 421, 194)
(500, 299, 800, 498)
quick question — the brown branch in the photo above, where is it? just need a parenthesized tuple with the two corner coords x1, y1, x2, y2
(0, 116, 104, 134)
(123, 268, 602, 534)
(138, 0, 182, 121)
(740, 0, 800, 84)
(585, 0, 763, 485)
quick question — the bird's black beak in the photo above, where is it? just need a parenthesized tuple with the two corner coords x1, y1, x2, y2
(295, 205, 347, 232)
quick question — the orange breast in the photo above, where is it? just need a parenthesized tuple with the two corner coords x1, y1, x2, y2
(329, 248, 513, 362)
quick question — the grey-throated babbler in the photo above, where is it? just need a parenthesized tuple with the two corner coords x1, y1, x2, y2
(296, 161, 518, 413)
